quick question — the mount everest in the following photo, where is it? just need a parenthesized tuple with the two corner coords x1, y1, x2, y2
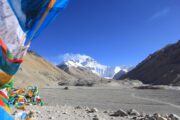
(58, 54, 131, 79)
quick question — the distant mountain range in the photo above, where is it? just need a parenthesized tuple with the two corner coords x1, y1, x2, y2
(58, 54, 131, 79)
(15, 51, 104, 87)
(119, 40, 180, 86)
(15, 39, 180, 87)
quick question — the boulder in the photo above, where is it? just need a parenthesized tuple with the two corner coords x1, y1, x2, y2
(64, 87, 69, 90)
(127, 109, 140, 116)
(93, 115, 100, 120)
(87, 108, 98, 113)
(110, 109, 128, 117)
(169, 114, 180, 120)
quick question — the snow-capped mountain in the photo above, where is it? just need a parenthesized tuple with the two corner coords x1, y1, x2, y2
(58, 54, 131, 79)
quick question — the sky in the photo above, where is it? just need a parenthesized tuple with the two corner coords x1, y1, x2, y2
(31, 0, 180, 66)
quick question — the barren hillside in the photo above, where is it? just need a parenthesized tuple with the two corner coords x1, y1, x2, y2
(120, 40, 180, 86)
(15, 51, 77, 88)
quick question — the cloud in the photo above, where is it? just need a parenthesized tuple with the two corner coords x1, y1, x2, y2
(46, 53, 90, 65)
(149, 8, 170, 21)
(59, 53, 93, 63)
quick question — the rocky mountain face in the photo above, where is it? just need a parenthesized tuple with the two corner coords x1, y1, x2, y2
(57, 64, 102, 86)
(15, 51, 77, 88)
(113, 70, 127, 80)
(119, 40, 180, 86)
(58, 54, 129, 79)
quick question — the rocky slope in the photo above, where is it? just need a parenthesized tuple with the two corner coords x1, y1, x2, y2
(14, 51, 77, 88)
(58, 64, 100, 80)
(113, 70, 127, 80)
(119, 40, 180, 86)
(58, 64, 102, 86)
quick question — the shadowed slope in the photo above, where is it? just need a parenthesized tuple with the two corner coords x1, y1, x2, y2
(120, 40, 180, 86)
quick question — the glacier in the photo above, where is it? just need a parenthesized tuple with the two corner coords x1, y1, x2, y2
(58, 53, 131, 79)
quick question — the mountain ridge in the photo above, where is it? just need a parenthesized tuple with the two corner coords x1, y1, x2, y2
(119, 40, 180, 86)
(15, 51, 77, 88)
(58, 54, 130, 78)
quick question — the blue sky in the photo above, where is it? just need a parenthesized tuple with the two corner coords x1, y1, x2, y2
(31, 0, 180, 66)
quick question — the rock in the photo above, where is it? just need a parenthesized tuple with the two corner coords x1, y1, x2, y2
(36, 111, 41, 114)
(145, 115, 151, 118)
(87, 108, 98, 113)
(48, 116, 54, 119)
(109, 109, 128, 117)
(164, 114, 169, 118)
(64, 87, 69, 90)
(75, 106, 82, 109)
(169, 114, 180, 120)
(152, 113, 168, 120)
(104, 111, 108, 113)
(127, 109, 140, 116)
(58, 82, 68, 86)
(93, 115, 99, 120)
(157, 116, 168, 120)
(92, 108, 98, 112)
(154, 113, 161, 119)
(93, 117, 99, 120)
(29, 111, 34, 118)
(145, 115, 156, 120)
(132, 116, 137, 120)
(139, 112, 146, 117)
(63, 112, 68, 114)
(12, 111, 18, 115)
(152, 113, 167, 120)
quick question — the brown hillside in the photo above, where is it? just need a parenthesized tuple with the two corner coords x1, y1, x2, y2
(14, 51, 76, 88)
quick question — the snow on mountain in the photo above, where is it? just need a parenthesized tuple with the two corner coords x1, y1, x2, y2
(59, 53, 131, 78)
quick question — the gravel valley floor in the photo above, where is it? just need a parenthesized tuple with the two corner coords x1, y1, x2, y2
(25, 86, 180, 120)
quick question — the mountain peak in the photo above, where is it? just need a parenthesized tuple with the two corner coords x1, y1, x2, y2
(59, 53, 131, 78)
(64, 54, 95, 63)
(63, 53, 98, 67)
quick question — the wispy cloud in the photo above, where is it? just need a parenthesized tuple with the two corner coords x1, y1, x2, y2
(149, 8, 170, 21)
(45, 53, 89, 65)
(61, 53, 91, 62)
